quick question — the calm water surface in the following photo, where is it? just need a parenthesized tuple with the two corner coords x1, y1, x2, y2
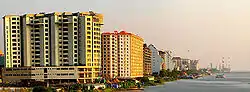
(126, 72, 250, 92)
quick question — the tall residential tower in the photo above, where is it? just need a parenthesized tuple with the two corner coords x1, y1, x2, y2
(3, 11, 103, 70)
(102, 31, 144, 79)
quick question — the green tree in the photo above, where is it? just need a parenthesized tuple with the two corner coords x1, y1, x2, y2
(47, 86, 56, 92)
(33, 86, 47, 92)
(140, 77, 149, 83)
(159, 69, 168, 77)
(81, 84, 88, 92)
(69, 84, 81, 92)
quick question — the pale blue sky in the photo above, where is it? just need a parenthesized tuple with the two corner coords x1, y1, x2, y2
(1, 0, 250, 71)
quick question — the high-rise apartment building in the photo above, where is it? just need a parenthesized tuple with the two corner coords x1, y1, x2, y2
(3, 11, 103, 67)
(143, 44, 152, 76)
(101, 31, 118, 78)
(102, 31, 143, 79)
(3, 15, 22, 68)
(3, 11, 103, 83)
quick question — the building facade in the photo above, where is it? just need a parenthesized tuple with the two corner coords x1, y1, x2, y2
(101, 31, 118, 78)
(181, 58, 190, 71)
(3, 15, 22, 68)
(148, 44, 162, 74)
(101, 31, 144, 79)
(2, 66, 99, 84)
(189, 59, 199, 70)
(143, 44, 152, 76)
(172, 56, 181, 71)
(165, 50, 175, 71)
(3, 11, 103, 83)
(158, 50, 167, 70)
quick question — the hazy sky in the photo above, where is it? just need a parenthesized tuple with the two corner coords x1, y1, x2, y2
(1, 0, 250, 71)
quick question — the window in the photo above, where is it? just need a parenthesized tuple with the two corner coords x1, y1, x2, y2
(12, 35, 16, 37)
(45, 20, 48, 23)
(87, 32, 91, 34)
(12, 30, 16, 33)
(12, 39, 16, 42)
(12, 26, 16, 29)
(87, 18, 91, 21)
(13, 43, 17, 46)
(87, 27, 91, 30)
(12, 18, 16, 20)
(74, 18, 77, 21)
(45, 33, 49, 36)
(87, 23, 91, 25)
(74, 27, 77, 30)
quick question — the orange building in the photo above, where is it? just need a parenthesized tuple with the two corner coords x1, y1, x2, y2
(102, 31, 144, 78)
(0, 50, 4, 67)
(0, 50, 3, 56)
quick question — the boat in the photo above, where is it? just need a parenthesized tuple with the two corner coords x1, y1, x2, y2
(215, 74, 225, 78)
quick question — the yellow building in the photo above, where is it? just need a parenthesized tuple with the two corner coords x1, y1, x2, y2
(102, 31, 144, 79)
(130, 32, 144, 77)
(3, 11, 103, 83)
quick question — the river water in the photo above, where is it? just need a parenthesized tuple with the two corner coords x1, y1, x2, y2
(132, 72, 250, 92)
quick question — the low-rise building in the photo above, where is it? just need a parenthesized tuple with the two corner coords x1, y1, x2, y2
(172, 57, 181, 71)
(189, 59, 199, 70)
(2, 66, 100, 84)
(181, 58, 190, 71)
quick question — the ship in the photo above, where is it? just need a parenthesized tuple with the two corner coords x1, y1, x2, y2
(219, 57, 231, 73)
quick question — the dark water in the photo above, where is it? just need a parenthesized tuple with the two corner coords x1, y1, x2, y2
(129, 72, 250, 92)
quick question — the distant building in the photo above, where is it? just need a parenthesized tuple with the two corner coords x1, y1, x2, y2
(143, 44, 152, 76)
(166, 50, 175, 71)
(158, 50, 167, 70)
(172, 57, 181, 71)
(189, 59, 199, 70)
(181, 58, 190, 71)
(101, 31, 144, 79)
(148, 44, 162, 74)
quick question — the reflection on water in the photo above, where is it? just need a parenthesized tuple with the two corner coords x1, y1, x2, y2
(127, 72, 250, 92)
